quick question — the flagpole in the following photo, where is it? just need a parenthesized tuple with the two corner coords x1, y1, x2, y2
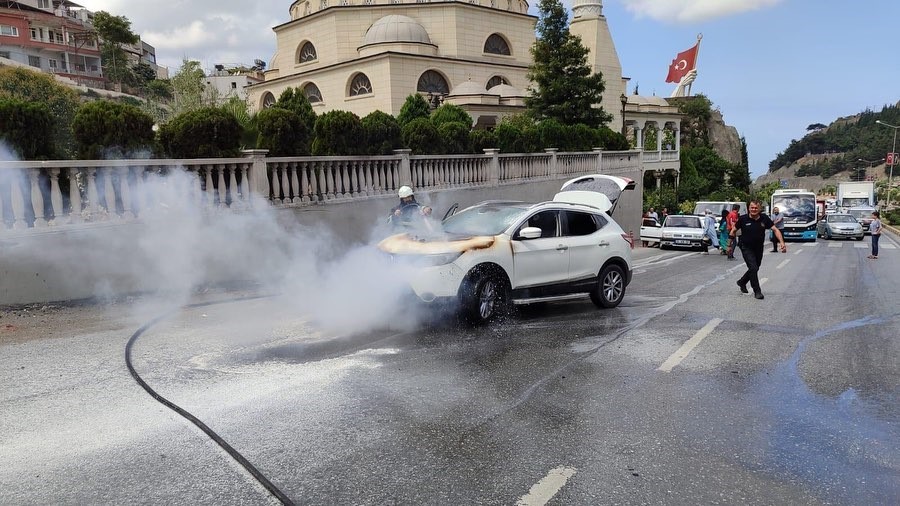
(688, 33, 702, 96)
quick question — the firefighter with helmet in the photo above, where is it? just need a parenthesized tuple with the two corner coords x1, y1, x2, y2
(389, 186, 432, 225)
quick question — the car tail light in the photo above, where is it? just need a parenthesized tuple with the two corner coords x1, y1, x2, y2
(622, 233, 634, 249)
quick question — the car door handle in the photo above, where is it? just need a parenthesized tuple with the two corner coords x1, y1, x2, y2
(556, 245, 568, 251)
(598, 241, 610, 247)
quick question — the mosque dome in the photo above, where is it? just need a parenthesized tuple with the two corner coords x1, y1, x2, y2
(449, 80, 488, 96)
(487, 83, 523, 97)
(362, 15, 431, 46)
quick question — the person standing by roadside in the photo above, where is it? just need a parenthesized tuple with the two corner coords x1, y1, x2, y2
(867, 210, 882, 259)
(661, 208, 669, 221)
(648, 207, 658, 221)
(770, 206, 785, 252)
(725, 204, 740, 260)
(701, 209, 719, 254)
(718, 209, 730, 255)
(731, 200, 786, 299)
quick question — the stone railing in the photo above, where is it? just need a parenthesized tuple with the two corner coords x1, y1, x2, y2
(1, 148, 646, 232)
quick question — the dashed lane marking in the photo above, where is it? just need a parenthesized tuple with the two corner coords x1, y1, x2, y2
(881, 243, 896, 249)
(759, 277, 769, 286)
(828, 242, 842, 248)
(658, 318, 724, 373)
(854, 243, 868, 248)
(793, 248, 803, 255)
(516, 466, 577, 506)
(776, 258, 791, 269)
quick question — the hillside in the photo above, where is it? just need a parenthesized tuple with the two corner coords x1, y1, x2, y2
(754, 154, 888, 195)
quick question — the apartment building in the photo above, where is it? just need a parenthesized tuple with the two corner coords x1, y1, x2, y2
(0, 0, 164, 87)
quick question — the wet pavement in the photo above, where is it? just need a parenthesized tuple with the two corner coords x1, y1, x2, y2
(1, 239, 898, 505)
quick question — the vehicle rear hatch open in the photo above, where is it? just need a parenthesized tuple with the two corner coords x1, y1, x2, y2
(553, 174, 635, 214)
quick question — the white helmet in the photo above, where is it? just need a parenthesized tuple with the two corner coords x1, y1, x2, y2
(398, 186, 414, 198)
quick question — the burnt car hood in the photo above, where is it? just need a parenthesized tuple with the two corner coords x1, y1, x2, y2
(378, 233, 495, 255)
(554, 174, 635, 213)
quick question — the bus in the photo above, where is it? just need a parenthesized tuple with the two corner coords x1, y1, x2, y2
(771, 189, 818, 241)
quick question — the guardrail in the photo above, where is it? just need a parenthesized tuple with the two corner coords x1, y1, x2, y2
(1, 148, 649, 232)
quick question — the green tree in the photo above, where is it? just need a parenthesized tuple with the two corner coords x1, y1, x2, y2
(220, 95, 258, 149)
(274, 87, 316, 137)
(0, 66, 79, 158)
(312, 110, 363, 155)
(92, 11, 139, 88)
(361, 110, 401, 155)
(438, 121, 472, 154)
(597, 126, 629, 151)
(470, 129, 498, 153)
(0, 99, 54, 159)
(401, 117, 443, 155)
(397, 94, 431, 126)
(255, 107, 308, 156)
(129, 62, 157, 89)
(158, 107, 242, 158)
(430, 103, 472, 128)
(677, 94, 713, 149)
(170, 59, 207, 115)
(72, 100, 155, 159)
(526, 0, 611, 128)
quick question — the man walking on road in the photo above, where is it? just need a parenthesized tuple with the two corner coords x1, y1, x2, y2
(770, 206, 785, 252)
(730, 200, 786, 299)
(725, 204, 740, 260)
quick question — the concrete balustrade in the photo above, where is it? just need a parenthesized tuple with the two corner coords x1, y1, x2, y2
(1, 148, 658, 235)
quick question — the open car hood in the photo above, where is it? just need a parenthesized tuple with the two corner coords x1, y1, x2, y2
(378, 233, 495, 255)
(553, 174, 635, 213)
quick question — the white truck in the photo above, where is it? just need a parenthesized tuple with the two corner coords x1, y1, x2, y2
(837, 181, 875, 211)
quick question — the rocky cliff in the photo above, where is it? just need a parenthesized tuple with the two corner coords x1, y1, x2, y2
(707, 110, 743, 165)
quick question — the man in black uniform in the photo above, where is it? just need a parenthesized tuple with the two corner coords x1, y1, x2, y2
(730, 200, 786, 299)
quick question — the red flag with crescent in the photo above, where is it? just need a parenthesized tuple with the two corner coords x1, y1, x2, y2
(665, 43, 699, 83)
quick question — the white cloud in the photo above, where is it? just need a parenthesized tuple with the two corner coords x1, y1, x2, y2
(618, 0, 784, 23)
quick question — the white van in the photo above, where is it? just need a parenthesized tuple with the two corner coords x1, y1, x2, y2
(693, 201, 747, 225)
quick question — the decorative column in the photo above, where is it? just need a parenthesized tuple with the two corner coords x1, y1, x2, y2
(635, 122, 644, 151)
(593, 147, 603, 173)
(29, 170, 47, 227)
(68, 167, 82, 223)
(393, 149, 413, 188)
(545, 148, 558, 178)
(484, 148, 500, 186)
(48, 168, 64, 224)
(241, 149, 270, 205)
(10, 172, 27, 230)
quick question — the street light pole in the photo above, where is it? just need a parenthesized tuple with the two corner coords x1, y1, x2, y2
(620, 93, 628, 137)
(876, 120, 898, 209)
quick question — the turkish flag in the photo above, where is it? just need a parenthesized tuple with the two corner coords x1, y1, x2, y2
(665, 43, 699, 83)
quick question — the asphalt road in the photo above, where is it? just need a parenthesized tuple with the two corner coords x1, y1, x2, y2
(1, 234, 898, 505)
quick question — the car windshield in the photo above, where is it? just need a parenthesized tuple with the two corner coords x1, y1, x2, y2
(848, 209, 873, 220)
(829, 215, 856, 223)
(664, 216, 701, 228)
(441, 203, 529, 236)
(773, 195, 816, 223)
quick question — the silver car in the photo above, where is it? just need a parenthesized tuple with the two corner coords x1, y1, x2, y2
(816, 213, 864, 240)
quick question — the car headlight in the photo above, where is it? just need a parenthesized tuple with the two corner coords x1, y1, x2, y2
(407, 252, 463, 267)
(662, 231, 674, 239)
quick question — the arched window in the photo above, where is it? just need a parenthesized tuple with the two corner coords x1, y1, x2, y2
(349, 73, 372, 96)
(416, 70, 449, 94)
(261, 92, 276, 109)
(484, 34, 511, 55)
(303, 83, 322, 103)
(486, 75, 509, 89)
(298, 42, 317, 63)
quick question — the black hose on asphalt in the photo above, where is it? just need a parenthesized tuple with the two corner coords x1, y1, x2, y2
(124, 298, 295, 506)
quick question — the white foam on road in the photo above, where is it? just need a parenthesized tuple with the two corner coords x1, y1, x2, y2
(516, 466, 577, 506)
(657, 318, 724, 373)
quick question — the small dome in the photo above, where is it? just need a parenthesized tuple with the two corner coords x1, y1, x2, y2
(449, 80, 487, 96)
(629, 95, 670, 106)
(487, 83, 523, 97)
(362, 15, 431, 46)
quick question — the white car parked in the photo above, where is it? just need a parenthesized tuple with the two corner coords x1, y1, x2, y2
(377, 175, 636, 323)
(658, 215, 707, 250)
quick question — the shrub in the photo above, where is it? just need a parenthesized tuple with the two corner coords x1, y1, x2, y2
(567, 124, 601, 152)
(397, 94, 430, 127)
(535, 119, 567, 151)
(469, 129, 498, 153)
(0, 99, 54, 159)
(274, 87, 316, 137)
(158, 107, 242, 158)
(361, 110, 401, 155)
(438, 121, 472, 154)
(256, 107, 309, 156)
(311, 110, 363, 155)
(430, 103, 472, 129)
(0, 66, 79, 158)
(401, 117, 443, 155)
(72, 100, 155, 159)
(597, 126, 630, 150)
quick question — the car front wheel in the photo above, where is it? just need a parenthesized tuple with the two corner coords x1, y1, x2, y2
(591, 264, 626, 309)
(461, 270, 509, 324)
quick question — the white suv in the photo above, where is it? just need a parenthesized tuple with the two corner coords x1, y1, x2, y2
(377, 175, 635, 323)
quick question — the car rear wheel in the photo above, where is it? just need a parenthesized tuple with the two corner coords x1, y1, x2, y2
(590, 264, 625, 309)
(461, 270, 509, 324)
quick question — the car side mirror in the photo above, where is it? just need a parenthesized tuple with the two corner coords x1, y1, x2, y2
(519, 227, 542, 239)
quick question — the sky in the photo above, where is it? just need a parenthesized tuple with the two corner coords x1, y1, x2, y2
(76, 0, 900, 180)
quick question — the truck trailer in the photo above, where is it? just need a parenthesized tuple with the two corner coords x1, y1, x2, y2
(837, 181, 875, 211)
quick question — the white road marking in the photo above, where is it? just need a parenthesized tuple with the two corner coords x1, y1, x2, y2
(776, 258, 791, 269)
(793, 248, 803, 255)
(882, 243, 897, 249)
(760, 277, 769, 286)
(658, 318, 724, 373)
(828, 242, 842, 248)
(854, 243, 868, 248)
(516, 466, 577, 506)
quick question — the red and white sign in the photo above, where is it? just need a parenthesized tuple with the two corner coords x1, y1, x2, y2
(665, 43, 700, 84)
(887, 152, 898, 165)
